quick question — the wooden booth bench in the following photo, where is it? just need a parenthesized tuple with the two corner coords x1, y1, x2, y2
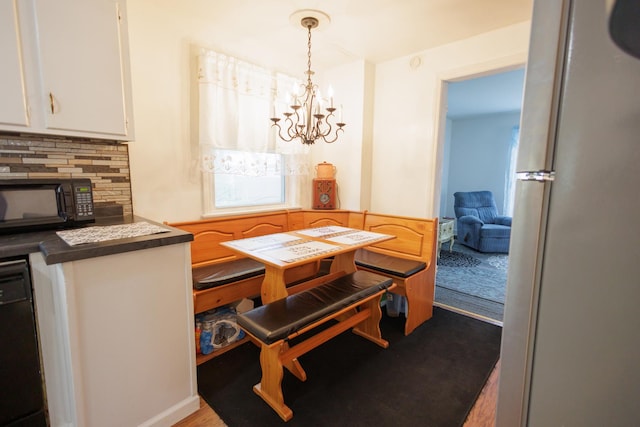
(290, 210, 438, 335)
(355, 211, 438, 335)
(237, 270, 395, 421)
(167, 209, 437, 364)
(168, 211, 323, 364)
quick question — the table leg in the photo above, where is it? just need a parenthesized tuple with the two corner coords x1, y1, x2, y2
(262, 265, 288, 304)
(330, 251, 356, 274)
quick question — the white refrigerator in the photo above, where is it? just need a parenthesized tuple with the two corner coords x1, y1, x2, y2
(496, 0, 640, 425)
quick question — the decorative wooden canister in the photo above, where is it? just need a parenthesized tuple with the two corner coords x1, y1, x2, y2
(315, 162, 336, 179)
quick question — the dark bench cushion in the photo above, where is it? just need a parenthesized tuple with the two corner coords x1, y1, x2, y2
(354, 249, 426, 278)
(237, 270, 393, 344)
(192, 258, 265, 290)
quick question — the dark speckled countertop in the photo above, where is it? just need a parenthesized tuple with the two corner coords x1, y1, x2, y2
(0, 215, 193, 265)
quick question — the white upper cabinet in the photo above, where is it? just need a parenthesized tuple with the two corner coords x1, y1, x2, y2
(0, 1, 30, 127)
(0, 0, 135, 141)
(35, 0, 134, 138)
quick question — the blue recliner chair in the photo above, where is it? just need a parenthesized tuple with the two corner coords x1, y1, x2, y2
(453, 191, 511, 253)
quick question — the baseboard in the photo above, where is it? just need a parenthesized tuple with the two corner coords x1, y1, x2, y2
(138, 395, 200, 427)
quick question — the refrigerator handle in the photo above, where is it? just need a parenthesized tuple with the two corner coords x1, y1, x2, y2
(516, 170, 556, 182)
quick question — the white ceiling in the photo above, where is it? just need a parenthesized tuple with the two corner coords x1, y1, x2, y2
(155, 0, 532, 117)
(170, 0, 533, 76)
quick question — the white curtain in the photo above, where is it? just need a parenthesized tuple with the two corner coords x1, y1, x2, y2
(197, 48, 311, 176)
(503, 125, 520, 215)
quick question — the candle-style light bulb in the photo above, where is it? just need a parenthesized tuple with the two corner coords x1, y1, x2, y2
(328, 85, 334, 108)
(315, 89, 322, 114)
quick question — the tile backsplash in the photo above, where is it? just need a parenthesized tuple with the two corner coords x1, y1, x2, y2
(0, 134, 133, 217)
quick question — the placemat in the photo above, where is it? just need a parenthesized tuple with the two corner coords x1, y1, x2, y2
(56, 221, 169, 246)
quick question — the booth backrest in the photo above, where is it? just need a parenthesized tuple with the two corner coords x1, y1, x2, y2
(167, 211, 290, 268)
(287, 210, 362, 230)
(361, 211, 437, 268)
(168, 209, 436, 271)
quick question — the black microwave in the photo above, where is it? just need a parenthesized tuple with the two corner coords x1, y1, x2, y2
(0, 178, 95, 234)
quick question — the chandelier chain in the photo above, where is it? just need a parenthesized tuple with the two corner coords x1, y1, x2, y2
(269, 15, 346, 145)
(306, 23, 313, 85)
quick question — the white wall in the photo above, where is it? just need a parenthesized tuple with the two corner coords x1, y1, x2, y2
(310, 61, 373, 212)
(443, 111, 521, 218)
(126, 1, 202, 222)
(125, 1, 370, 222)
(125, 0, 529, 222)
(371, 22, 530, 218)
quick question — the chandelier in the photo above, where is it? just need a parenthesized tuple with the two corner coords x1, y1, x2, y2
(270, 15, 345, 145)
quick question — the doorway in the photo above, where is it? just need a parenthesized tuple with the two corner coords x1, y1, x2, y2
(434, 68, 525, 323)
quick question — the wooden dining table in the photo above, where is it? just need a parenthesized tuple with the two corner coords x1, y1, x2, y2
(220, 225, 394, 304)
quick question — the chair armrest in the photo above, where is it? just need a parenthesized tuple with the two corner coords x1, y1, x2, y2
(494, 216, 512, 226)
(458, 215, 484, 226)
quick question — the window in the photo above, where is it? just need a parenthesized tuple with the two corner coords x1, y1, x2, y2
(503, 125, 520, 216)
(211, 149, 284, 209)
(197, 48, 309, 215)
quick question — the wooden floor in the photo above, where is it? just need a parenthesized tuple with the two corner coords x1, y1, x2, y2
(173, 360, 500, 427)
(173, 399, 226, 427)
(463, 359, 500, 427)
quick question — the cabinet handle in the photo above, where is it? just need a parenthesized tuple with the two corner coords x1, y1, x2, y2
(49, 92, 55, 114)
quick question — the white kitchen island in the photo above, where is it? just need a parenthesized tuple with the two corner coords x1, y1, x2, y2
(28, 225, 198, 427)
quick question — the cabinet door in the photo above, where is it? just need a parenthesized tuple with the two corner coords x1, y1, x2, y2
(0, 0, 29, 127)
(35, 0, 132, 138)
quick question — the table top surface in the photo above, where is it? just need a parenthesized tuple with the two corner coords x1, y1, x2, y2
(221, 226, 394, 269)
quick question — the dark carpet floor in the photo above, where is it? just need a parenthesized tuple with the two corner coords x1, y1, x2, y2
(197, 307, 502, 427)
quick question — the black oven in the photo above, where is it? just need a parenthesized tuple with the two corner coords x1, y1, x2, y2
(0, 178, 95, 234)
(0, 257, 47, 426)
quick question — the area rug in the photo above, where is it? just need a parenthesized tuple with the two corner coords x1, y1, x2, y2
(197, 307, 502, 427)
(435, 242, 508, 322)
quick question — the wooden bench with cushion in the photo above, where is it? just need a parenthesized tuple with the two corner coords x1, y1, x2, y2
(167, 211, 320, 364)
(168, 209, 437, 363)
(355, 212, 438, 335)
(169, 210, 360, 313)
(237, 270, 395, 421)
(168, 211, 319, 315)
